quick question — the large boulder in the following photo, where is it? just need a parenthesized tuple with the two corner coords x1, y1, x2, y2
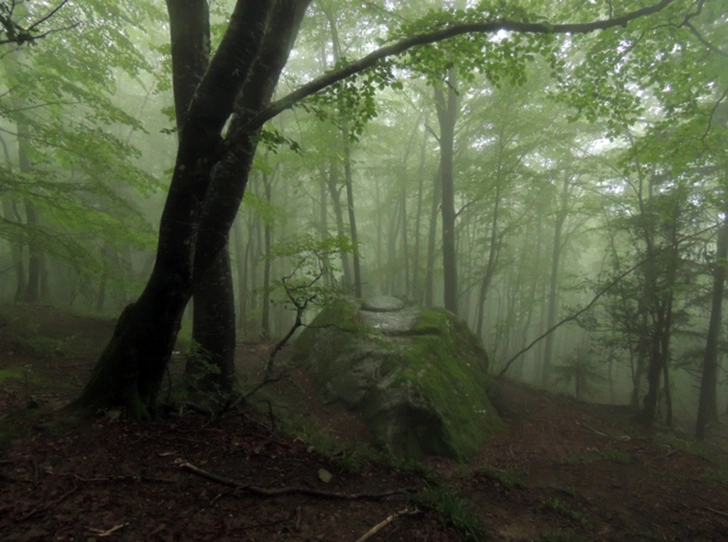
(293, 296, 502, 460)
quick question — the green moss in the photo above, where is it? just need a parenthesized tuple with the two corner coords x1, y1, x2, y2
(296, 300, 503, 460)
(292, 298, 362, 363)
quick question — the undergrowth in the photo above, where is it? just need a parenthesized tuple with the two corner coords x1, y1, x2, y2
(415, 486, 488, 541)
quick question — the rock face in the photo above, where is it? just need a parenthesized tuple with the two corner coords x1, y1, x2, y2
(293, 296, 502, 460)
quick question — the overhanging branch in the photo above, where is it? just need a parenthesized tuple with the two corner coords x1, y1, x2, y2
(241, 0, 675, 132)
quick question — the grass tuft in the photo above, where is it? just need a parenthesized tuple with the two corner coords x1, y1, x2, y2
(416, 486, 488, 541)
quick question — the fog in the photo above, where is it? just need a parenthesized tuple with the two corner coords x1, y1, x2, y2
(0, 0, 726, 435)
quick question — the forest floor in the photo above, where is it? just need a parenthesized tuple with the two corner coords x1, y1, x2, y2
(1, 305, 727, 541)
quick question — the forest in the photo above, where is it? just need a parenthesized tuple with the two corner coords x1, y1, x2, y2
(1, 1, 728, 540)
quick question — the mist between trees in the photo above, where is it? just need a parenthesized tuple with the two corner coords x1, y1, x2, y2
(0, 0, 726, 436)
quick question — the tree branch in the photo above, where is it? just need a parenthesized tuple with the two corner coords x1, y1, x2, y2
(241, 0, 676, 133)
(178, 460, 414, 500)
(498, 223, 719, 377)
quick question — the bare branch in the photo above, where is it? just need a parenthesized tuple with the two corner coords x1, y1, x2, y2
(498, 223, 719, 377)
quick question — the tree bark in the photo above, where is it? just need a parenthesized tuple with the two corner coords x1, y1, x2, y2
(423, 166, 441, 307)
(72, 0, 310, 417)
(434, 73, 459, 316)
(260, 172, 273, 339)
(164, 0, 238, 396)
(187, 244, 237, 398)
(327, 161, 352, 286)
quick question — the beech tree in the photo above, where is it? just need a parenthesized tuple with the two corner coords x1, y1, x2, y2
(72, 0, 690, 418)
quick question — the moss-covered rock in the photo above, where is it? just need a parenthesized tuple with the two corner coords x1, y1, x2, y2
(293, 296, 503, 460)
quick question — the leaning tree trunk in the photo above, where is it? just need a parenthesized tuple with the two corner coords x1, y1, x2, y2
(72, 0, 310, 418)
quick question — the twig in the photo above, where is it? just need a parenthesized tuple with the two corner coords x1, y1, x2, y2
(178, 460, 414, 500)
(89, 522, 128, 536)
(214, 372, 283, 419)
(705, 506, 728, 518)
(575, 422, 610, 438)
(354, 507, 421, 542)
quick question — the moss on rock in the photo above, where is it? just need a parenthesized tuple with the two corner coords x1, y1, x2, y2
(294, 297, 503, 460)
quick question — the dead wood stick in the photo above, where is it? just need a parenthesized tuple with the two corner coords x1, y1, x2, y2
(354, 507, 421, 542)
(179, 461, 413, 500)
(705, 506, 728, 518)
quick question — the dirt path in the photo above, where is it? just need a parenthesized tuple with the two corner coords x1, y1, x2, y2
(1, 306, 727, 541)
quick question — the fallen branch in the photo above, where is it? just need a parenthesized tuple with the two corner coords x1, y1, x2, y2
(575, 422, 609, 438)
(705, 506, 728, 519)
(178, 460, 414, 500)
(89, 522, 128, 537)
(354, 507, 421, 542)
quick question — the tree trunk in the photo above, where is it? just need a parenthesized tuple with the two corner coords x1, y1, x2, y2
(434, 73, 459, 315)
(327, 161, 352, 287)
(696, 213, 728, 439)
(188, 244, 237, 398)
(233, 216, 248, 334)
(423, 166, 441, 307)
(261, 172, 273, 339)
(164, 0, 238, 396)
(412, 112, 429, 301)
(541, 175, 570, 387)
(475, 183, 502, 338)
(72, 0, 310, 417)
(325, 11, 362, 298)
(1, 198, 26, 301)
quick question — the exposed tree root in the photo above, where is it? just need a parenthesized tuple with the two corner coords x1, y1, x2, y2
(178, 460, 414, 500)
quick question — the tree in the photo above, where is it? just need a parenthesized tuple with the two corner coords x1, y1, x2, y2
(72, 0, 687, 418)
(1, 1, 164, 308)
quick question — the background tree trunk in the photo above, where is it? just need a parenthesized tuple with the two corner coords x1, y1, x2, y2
(434, 72, 459, 315)
(695, 212, 728, 438)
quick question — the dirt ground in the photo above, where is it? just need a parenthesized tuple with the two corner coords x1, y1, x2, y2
(1, 305, 727, 541)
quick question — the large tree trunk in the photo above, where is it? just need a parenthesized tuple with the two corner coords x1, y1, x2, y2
(434, 72, 459, 316)
(72, 0, 310, 418)
(164, 0, 239, 396)
(187, 245, 237, 398)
